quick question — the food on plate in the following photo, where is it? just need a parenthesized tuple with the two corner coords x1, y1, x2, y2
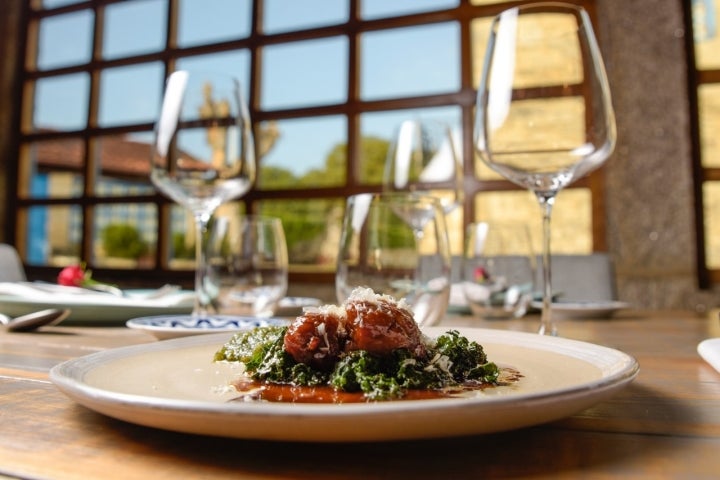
(214, 287, 507, 402)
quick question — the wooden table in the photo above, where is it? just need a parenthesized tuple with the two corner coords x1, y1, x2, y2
(1, 309, 719, 479)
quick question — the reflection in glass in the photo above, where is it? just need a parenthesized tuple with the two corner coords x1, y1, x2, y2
(178, 0, 251, 46)
(361, 23, 459, 100)
(103, 0, 166, 59)
(177, 52, 251, 109)
(261, 37, 347, 109)
(32, 73, 89, 132)
(93, 204, 157, 268)
(257, 116, 346, 189)
(22, 138, 84, 199)
(360, 106, 461, 185)
(36, 10, 92, 70)
(264, 0, 348, 33)
(98, 63, 163, 127)
(23, 205, 82, 266)
(259, 198, 343, 270)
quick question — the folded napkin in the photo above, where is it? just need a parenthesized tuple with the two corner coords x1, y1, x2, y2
(0, 282, 195, 308)
(698, 338, 720, 374)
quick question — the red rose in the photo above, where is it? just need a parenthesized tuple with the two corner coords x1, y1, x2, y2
(58, 264, 88, 287)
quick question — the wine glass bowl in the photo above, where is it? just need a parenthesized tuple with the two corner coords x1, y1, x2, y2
(384, 119, 464, 216)
(152, 70, 256, 318)
(335, 193, 451, 327)
(474, 3, 616, 335)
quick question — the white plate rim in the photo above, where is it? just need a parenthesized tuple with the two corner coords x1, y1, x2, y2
(50, 327, 639, 442)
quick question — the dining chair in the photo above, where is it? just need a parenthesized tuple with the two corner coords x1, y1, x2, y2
(539, 253, 617, 302)
(0, 244, 27, 282)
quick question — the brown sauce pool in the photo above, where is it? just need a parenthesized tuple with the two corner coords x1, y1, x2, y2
(228, 367, 523, 404)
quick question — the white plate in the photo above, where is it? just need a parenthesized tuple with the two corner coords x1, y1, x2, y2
(0, 287, 194, 324)
(698, 338, 720, 374)
(50, 327, 638, 442)
(126, 315, 290, 340)
(274, 297, 322, 317)
(530, 301, 631, 319)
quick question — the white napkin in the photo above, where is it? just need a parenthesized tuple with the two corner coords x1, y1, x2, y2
(698, 338, 720, 374)
(0, 282, 195, 308)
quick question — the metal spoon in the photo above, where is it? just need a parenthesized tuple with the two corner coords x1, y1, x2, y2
(0, 308, 71, 332)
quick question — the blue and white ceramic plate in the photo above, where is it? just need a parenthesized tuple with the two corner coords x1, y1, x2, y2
(126, 315, 289, 340)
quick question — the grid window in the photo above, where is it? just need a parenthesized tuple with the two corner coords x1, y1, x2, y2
(13, 0, 605, 286)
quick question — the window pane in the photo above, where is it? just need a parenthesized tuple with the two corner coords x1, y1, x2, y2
(94, 133, 155, 198)
(93, 204, 157, 268)
(362, 0, 457, 19)
(168, 204, 198, 270)
(176, 51, 251, 104)
(21, 138, 84, 199)
(40, 0, 83, 8)
(261, 36, 348, 109)
(693, 0, 720, 70)
(704, 182, 720, 268)
(258, 116, 346, 189)
(103, 0, 167, 59)
(23, 205, 82, 266)
(359, 106, 462, 185)
(32, 73, 90, 132)
(178, 0, 252, 47)
(36, 10, 93, 70)
(98, 62, 163, 127)
(474, 189, 592, 255)
(263, 0, 348, 34)
(258, 198, 342, 270)
(361, 23, 460, 100)
(699, 84, 720, 168)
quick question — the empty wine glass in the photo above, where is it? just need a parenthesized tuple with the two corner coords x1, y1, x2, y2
(474, 3, 616, 335)
(207, 215, 288, 318)
(152, 70, 256, 318)
(383, 119, 464, 216)
(336, 193, 451, 327)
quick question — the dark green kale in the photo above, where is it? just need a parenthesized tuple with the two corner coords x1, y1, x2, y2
(214, 326, 499, 401)
(433, 330, 499, 383)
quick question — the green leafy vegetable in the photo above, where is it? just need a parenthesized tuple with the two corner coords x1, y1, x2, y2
(215, 327, 499, 400)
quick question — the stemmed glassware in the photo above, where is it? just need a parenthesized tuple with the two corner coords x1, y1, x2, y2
(336, 193, 451, 327)
(474, 3, 616, 335)
(151, 70, 255, 318)
(383, 119, 464, 218)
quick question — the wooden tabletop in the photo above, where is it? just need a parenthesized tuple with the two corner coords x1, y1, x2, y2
(1, 309, 719, 479)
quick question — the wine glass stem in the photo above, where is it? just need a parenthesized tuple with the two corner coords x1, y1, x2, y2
(193, 212, 212, 319)
(537, 195, 557, 336)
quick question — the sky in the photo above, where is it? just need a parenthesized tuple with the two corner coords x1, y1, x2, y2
(34, 0, 466, 176)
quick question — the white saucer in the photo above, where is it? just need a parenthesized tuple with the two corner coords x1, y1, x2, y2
(530, 301, 631, 319)
(126, 315, 289, 340)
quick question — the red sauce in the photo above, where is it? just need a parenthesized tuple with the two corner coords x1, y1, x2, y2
(228, 367, 522, 404)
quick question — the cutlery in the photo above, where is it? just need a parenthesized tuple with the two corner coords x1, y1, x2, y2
(0, 308, 71, 332)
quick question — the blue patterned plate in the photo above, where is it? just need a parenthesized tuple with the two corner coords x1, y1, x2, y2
(126, 315, 289, 340)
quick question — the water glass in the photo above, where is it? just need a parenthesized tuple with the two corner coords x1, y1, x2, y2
(336, 193, 451, 327)
(462, 222, 535, 319)
(208, 215, 288, 318)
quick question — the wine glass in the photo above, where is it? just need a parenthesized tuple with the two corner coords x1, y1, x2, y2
(474, 3, 616, 335)
(207, 215, 288, 318)
(335, 193, 451, 327)
(152, 70, 256, 319)
(383, 119, 464, 217)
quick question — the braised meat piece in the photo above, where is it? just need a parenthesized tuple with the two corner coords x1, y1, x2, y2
(283, 308, 345, 371)
(344, 296, 426, 359)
